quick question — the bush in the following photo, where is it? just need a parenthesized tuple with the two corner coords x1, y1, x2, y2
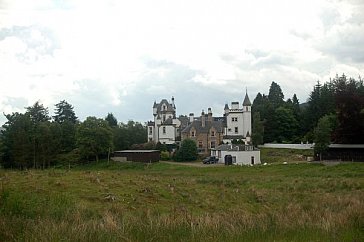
(160, 151, 170, 161)
(174, 139, 198, 162)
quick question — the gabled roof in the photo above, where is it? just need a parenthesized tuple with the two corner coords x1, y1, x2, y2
(182, 119, 224, 134)
(243, 92, 251, 106)
(156, 99, 175, 112)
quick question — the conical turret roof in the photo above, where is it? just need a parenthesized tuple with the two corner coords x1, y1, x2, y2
(243, 92, 251, 106)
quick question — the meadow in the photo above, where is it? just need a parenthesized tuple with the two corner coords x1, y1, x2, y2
(0, 149, 363, 241)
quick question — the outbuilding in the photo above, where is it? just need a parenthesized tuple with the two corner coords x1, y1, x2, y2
(315, 144, 364, 162)
(112, 150, 160, 163)
(211, 144, 261, 165)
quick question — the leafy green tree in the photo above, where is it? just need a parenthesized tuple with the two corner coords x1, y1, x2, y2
(314, 115, 333, 161)
(252, 112, 264, 146)
(105, 113, 118, 127)
(53, 100, 78, 124)
(175, 139, 198, 162)
(76, 117, 113, 162)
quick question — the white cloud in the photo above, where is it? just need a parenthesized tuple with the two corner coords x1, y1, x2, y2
(0, 0, 363, 125)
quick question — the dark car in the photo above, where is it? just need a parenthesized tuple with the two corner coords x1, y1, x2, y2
(203, 156, 218, 164)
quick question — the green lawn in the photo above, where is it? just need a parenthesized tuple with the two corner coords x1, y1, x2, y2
(0, 158, 363, 241)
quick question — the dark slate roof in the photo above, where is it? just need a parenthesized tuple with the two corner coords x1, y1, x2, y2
(178, 115, 189, 126)
(156, 99, 175, 112)
(182, 119, 224, 134)
(224, 104, 229, 110)
(147, 121, 155, 126)
(214, 144, 257, 151)
(243, 93, 251, 106)
(164, 118, 174, 125)
(223, 135, 245, 139)
(153, 101, 157, 108)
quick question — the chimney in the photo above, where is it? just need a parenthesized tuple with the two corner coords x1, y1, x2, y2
(189, 113, 194, 123)
(207, 108, 212, 122)
(201, 110, 205, 127)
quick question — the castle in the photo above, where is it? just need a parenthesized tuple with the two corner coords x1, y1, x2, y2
(147, 92, 252, 154)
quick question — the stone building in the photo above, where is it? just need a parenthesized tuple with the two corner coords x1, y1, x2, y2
(181, 108, 224, 154)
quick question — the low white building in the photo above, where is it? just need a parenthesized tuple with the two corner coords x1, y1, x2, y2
(211, 144, 261, 165)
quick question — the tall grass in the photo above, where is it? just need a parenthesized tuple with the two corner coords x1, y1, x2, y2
(0, 161, 363, 241)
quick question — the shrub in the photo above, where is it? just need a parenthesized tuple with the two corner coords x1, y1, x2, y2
(160, 151, 170, 160)
(174, 139, 197, 162)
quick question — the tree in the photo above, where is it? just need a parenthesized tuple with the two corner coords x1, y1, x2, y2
(271, 107, 299, 143)
(314, 115, 333, 161)
(252, 112, 264, 146)
(268, 81, 284, 108)
(174, 139, 198, 162)
(76, 117, 113, 162)
(105, 113, 118, 127)
(53, 100, 78, 124)
(1, 113, 33, 168)
(26, 101, 50, 123)
(332, 75, 364, 143)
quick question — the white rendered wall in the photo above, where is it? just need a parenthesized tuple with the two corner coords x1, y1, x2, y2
(242, 106, 251, 137)
(226, 111, 244, 136)
(158, 125, 175, 144)
(214, 150, 261, 165)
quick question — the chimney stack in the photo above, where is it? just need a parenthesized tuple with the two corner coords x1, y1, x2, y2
(189, 113, 194, 123)
(201, 110, 205, 127)
(207, 108, 213, 122)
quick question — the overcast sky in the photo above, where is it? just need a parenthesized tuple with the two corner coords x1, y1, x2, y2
(0, 0, 363, 125)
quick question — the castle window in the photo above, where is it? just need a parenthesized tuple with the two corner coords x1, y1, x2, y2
(232, 117, 238, 122)
(163, 127, 166, 134)
(163, 105, 166, 111)
(163, 115, 166, 122)
(211, 131, 215, 137)
(210, 141, 216, 149)
(198, 141, 203, 148)
(228, 128, 231, 132)
(235, 127, 238, 133)
(149, 127, 152, 135)
(191, 131, 195, 137)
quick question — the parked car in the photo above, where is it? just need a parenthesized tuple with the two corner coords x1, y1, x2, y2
(203, 156, 218, 164)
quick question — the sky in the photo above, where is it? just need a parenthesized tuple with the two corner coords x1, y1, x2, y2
(0, 0, 363, 125)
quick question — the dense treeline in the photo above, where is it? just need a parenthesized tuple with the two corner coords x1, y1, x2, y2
(252, 74, 364, 145)
(0, 101, 146, 169)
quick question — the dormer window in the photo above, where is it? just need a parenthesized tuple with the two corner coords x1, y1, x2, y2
(163, 105, 166, 111)
(211, 131, 215, 137)
(191, 131, 195, 137)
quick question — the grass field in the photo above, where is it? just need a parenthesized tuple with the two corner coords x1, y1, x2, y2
(0, 149, 363, 241)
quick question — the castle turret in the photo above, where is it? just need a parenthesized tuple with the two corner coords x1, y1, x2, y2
(153, 101, 157, 116)
(242, 90, 252, 138)
(224, 103, 229, 115)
